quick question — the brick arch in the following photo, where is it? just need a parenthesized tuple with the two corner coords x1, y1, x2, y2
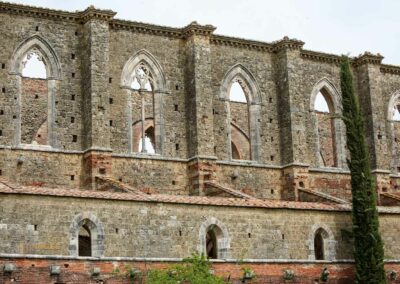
(69, 213, 105, 258)
(219, 63, 261, 161)
(10, 34, 61, 80)
(306, 224, 337, 261)
(9, 35, 60, 148)
(198, 217, 230, 259)
(310, 78, 346, 169)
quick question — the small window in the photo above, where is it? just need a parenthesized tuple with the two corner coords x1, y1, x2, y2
(314, 229, 325, 260)
(206, 229, 218, 259)
(78, 224, 92, 257)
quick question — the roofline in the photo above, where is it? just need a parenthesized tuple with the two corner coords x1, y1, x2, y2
(1, 1, 400, 70)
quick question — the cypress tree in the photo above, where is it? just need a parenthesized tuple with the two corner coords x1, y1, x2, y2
(340, 56, 386, 283)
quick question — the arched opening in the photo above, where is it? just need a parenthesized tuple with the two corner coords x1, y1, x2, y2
(21, 51, 49, 145)
(229, 80, 251, 160)
(206, 229, 218, 259)
(121, 50, 167, 155)
(218, 64, 261, 161)
(388, 94, 400, 174)
(78, 224, 92, 257)
(314, 229, 324, 260)
(230, 123, 250, 160)
(231, 141, 241, 160)
(229, 81, 247, 103)
(138, 126, 155, 154)
(314, 88, 337, 167)
(132, 118, 156, 154)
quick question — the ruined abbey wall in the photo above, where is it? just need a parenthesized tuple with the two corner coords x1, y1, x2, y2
(1, 2, 400, 283)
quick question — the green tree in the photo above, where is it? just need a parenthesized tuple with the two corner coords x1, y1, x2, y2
(340, 56, 386, 283)
(147, 253, 228, 284)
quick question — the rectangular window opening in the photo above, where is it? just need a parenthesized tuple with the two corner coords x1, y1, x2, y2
(72, 135, 77, 142)
(71, 94, 75, 101)
(70, 175, 75, 181)
(1, 63, 5, 69)
(35, 26, 39, 31)
(109, 77, 112, 83)
(109, 98, 113, 104)
(71, 73, 75, 78)
(174, 104, 178, 111)
(109, 120, 113, 126)
(71, 117, 75, 123)
(175, 143, 179, 150)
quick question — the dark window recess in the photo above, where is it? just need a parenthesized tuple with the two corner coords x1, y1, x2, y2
(269, 118, 273, 123)
(109, 77, 112, 83)
(35, 94, 39, 99)
(0, 110, 3, 115)
(175, 85, 179, 90)
(78, 225, 91, 257)
(13, 115, 16, 119)
(71, 94, 75, 101)
(115, 228, 119, 234)
(175, 143, 179, 150)
(109, 120, 113, 126)
(248, 233, 251, 238)
(282, 234, 285, 240)
(35, 26, 39, 31)
(34, 225, 38, 231)
(271, 189, 274, 194)
(172, 180, 176, 185)
(174, 104, 179, 111)
(75, 31, 79, 36)
(99, 168, 106, 174)
(71, 73, 75, 78)
(55, 101, 58, 105)
(70, 175, 75, 181)
(179, 230, 182, 236)
(118, 178, 122, 182)
(214, 146, 217, 153)
(2, 87, 5, 93)
(271, 137, 274, 142)
(0, 130, 2, 136)
(71, 53, 75, 59)
(269, 97, 272, 103)
(397, 167, 400, 173)
(270, 155, 274, 161)
(71, 117, 75, 123)
(0, 169, 2, 175)
(72, 135, 77, 142)
(378, 134, 382, 139)
(109, 98, 113, 104)
(299, 181, 305, 188)
(395, 138, 398, 142)
(1, 63, 5, 69)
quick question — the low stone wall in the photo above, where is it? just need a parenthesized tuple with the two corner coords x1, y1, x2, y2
(1, 256, 400, 283)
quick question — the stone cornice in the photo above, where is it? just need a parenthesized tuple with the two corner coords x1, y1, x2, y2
(300, 50, 342, 65)
(380, 64, 400, 75)
(0, 1, 77, 21)
(272, 36, 305, 52)
(110, 19, 182, 38)
(210, 34, 274, 52)
(181, 21, 216, 38)
(354, 51, 384, 66)
(0, 1, 116, 22)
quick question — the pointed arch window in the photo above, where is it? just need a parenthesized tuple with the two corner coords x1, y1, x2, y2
(121, 50, 167, 155)
(78, 223, 92, 257)
(310, 80, 346, 169)
(219, 64, 261, 161)
(387, 92, 400, 173)
(314, 229, 325, 260)
(9, 35, 61, 149)
(199, 218, 231, 259)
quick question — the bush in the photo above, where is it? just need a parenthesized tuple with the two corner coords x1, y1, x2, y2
(147, 253, 228, 284)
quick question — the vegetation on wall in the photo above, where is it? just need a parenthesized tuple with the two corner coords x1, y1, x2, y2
(340, 56, 386, 283)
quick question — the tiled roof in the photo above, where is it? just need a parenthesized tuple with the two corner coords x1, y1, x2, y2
(0, 178, 399, 213)
(204, 181, 257, 199)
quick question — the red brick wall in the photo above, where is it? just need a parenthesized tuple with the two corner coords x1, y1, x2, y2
(3, 257, 400, 284)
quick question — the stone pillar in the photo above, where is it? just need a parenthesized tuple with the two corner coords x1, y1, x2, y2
(354, 52, 391, 200)
(80, 7, 116, 189)
(273, 37, 309, 200)
(183, 22, 217, 195)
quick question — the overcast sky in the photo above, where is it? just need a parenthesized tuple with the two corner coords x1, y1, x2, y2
(10, 0, 400, 65)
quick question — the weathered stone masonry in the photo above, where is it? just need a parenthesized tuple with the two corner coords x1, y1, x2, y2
(1, 2, 400, 283)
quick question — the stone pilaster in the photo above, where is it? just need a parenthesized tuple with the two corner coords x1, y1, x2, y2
(273, 37, 309, 200)
(80, 7, 115, 189)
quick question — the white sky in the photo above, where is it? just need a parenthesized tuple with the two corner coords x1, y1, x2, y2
(10, 0, 400, 65)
